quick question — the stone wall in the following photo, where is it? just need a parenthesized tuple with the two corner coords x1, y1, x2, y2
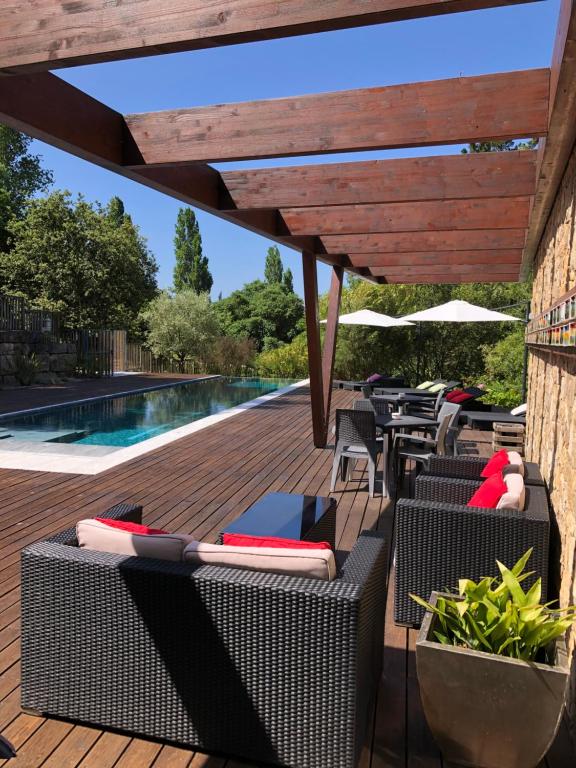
(0, 331, 77, 387)
(526, 139, 576, 743)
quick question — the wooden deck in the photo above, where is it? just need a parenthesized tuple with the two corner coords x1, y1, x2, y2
(0, 381, 573, 767)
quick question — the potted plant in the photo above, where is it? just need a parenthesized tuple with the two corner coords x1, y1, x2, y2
(412, 549, 575, 768)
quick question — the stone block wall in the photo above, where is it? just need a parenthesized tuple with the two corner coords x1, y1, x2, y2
(526, 139, 576, 743)
(0, 331, 77, 387)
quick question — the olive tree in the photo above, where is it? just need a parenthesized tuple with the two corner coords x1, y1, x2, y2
(141, 289, 219, 371)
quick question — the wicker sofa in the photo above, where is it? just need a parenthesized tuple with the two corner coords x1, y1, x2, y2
(422, 454, 545, 486)
(394, 475, 550, 626)
(21, 503, 388, 768)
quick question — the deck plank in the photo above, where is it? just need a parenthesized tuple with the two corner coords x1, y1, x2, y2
(0, 380, 571, 767)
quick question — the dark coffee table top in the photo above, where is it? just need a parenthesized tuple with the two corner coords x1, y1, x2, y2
(223, 492, 336, 540)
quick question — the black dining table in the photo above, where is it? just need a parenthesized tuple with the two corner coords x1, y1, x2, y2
(371, 393, 436, 413)
(375, 413, 439, 432)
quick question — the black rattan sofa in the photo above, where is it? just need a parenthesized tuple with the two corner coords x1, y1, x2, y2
(21, 503, 388, 768)
(394, 475, 550, 626)
(422, 454, 545, 486)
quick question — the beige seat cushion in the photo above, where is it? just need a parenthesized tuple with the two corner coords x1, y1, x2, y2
(496, 473, 525, 512)
(505, 450, 525, 476)
(76, 519, 195, 561)
(183, 541, 337, 581)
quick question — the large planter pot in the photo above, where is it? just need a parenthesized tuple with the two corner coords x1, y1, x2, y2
(416, 592, 569, 768)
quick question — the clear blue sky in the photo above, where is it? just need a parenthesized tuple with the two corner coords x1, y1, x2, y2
(31, 1, 560, 298)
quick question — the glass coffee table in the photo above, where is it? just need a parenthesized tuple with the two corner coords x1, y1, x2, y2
(221, 492, 337, 548)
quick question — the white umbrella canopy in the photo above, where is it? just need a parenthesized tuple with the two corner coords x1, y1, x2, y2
(321, 309, 413, 328)
(401, 300, 520, 323)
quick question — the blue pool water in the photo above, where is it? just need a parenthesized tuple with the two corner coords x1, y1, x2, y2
(0, 377, 296, 448)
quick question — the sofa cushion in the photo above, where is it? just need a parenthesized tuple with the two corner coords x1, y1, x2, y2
(510, 403, 527, 416)
(183, 541, 337, 581)
(496, 473, 526, 512)
(428, 382, 447, 392)
(445, 388, 464, 402)
(222, 533, 331, 550)
(467, 471, 508, 509)
(367, 373, 385, 383)
(77, 518, 195, 561)
(449, 392, 474, 404)
(505, 450, 525, 476)
(416, 380, 434, 390)
(481, 449, 510, 477)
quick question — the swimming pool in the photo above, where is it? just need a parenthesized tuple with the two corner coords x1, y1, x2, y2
(0, 377, 297, 448)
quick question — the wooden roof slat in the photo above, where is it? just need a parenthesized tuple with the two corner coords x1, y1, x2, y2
(521, 0, 576, 273)
(320, 229, 528, 253)
(280, 197, 532, 235)
(381, 272, 520, 283)
(220, 151, 538, 209)
(348, 250, 523, 267)
(0, 0, 544, 75)
(124, 70, 549, 165)
(370, 263, 521, 276)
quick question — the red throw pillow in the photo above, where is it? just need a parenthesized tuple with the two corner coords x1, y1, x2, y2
(450, 392, 474, 403)
(94, 518, 168, 536)
(480, 449, 510, 478)
(445, 388, 464, 402)
(467, 472, 508, 508)
(222, 533, 332, 550)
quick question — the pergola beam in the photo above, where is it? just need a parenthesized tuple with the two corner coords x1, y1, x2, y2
(124, 70, 549, 165)
(522, 0, 576, 273)
(349, 250, 523, 268)
(281, 197, 532, 235)
(320, 229, 528, 254)
(322, 267, 344, 445)
(302, 253, 326, 448)
(380, 272, 520, 283)
(370, 263, 521, 276)
(0, 0, 543, 75)
(221, 151, 538, 209)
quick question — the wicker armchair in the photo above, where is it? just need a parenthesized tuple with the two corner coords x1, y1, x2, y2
(21, 504, 388, 768)
(394, 475, 550, 626)
(423, 454, 545, 486)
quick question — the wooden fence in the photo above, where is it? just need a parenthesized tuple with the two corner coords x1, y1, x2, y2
(0, 294, 61, 335)
(124, 342, 197, 375)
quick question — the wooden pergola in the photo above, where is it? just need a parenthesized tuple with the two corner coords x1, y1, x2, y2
(0, 0, 574, 447)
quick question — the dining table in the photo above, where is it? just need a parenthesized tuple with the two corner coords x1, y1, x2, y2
(371, 393, 436, 414)
(373, 413, 440, 497)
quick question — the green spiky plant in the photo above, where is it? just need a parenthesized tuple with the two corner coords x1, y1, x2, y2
(411, 549, 576, 662)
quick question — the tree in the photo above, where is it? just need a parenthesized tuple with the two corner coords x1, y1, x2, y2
(173, 208, 213, 294)
(282, 267, 294, 293)
(264, 245, 283, 284)
(0, 191, 158, 332)
(107, 196, 129, 227)
(215, 279, 304, 352)
(0, 126, 53, 251)
(462, 139, 539, 154)
(141, 290, 219, 371)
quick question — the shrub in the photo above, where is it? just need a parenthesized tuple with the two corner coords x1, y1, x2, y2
(255, 332, 308, 378)
(411, 549, 576, 662)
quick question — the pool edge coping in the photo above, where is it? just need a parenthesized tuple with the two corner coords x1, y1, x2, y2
(0, 378, 310, 475)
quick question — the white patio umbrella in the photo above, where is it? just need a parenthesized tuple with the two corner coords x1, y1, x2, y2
(400, 299, 521, 394)
(321, 309, 413, 327)
(401, 300, 520, 323)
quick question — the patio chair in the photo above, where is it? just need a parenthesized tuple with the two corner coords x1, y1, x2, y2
(330, 409, 384, 497)
(21, 503, 389, 768)
(394, 474, 550, 626)
(392, 402, 461, 492)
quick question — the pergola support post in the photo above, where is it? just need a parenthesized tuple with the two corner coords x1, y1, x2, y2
(322, 266, 344, 444)
(302, 252, 326, 448)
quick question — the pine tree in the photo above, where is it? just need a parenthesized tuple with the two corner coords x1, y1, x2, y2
(107, 196, 128, 227)
(282, 267, 294, 293)
(173, 208, 213, 294)
(264, 245, 283, 284)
